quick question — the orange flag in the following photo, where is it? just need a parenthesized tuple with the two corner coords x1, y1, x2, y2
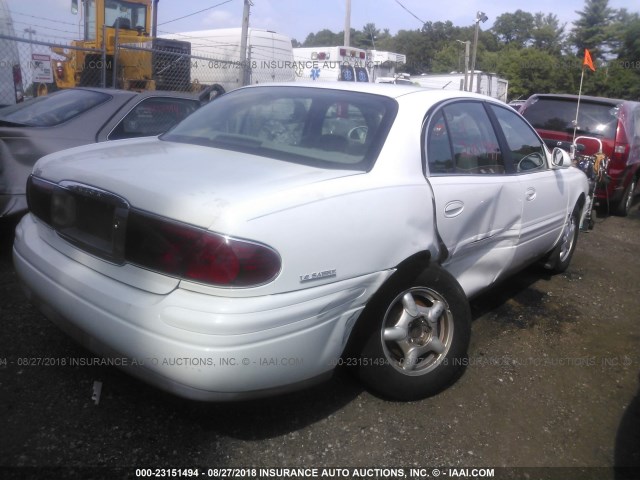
(583, 49, 596, 72)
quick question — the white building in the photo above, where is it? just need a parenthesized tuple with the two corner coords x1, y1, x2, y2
(411, 71, 508, 102)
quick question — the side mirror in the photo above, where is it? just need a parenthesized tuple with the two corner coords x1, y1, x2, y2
(551, 147, 572, 168)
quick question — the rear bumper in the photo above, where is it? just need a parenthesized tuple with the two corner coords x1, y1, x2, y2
(13, 214, 391, 400)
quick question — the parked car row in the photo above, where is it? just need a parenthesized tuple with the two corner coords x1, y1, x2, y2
(12, 82, 590, 402)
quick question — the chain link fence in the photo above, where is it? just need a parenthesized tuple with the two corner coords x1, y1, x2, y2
(0, 31, 295, 105)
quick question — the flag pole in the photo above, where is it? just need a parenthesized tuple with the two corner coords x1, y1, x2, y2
(573, 49, 595, 149)
(572, 65, 586, 147)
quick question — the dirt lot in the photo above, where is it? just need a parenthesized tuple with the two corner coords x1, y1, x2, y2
(1, 202, 639, 480)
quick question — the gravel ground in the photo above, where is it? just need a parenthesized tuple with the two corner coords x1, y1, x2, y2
(1, 201, 639, 480)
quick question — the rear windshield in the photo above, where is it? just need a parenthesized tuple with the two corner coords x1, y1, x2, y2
(522, 97, 620, 139)
(162, 86, 398, 171)
(0, 89, 111, 127)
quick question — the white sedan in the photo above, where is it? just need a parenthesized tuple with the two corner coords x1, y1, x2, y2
(13, 83, 589, 401)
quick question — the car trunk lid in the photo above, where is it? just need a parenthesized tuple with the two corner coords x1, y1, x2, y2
(33, 137, 361, 230)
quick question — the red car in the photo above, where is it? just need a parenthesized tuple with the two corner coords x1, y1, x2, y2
(520, 93, 640, 216)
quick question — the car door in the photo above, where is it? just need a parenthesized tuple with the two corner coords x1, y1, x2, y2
(424, 100, 523, 297)
(488, 104, 568, 266)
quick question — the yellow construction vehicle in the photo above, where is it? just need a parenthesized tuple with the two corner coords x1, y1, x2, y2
(47, 0, 190, 94)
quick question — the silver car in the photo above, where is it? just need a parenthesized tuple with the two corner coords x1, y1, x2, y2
(0, 87, 202, 218)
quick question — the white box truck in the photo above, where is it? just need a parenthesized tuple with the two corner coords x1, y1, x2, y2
(162, 28, 295, 94)
(411, 72, 509, 102)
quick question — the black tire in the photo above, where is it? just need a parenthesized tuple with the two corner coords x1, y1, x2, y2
(543, 204, 580, 273)
(354, 266, 471, 401)
(613, 178, 636, 217)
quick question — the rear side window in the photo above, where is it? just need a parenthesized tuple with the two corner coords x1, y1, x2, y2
(108, 97, 199, 140)
(522, 97, 620, 140)
(162, 86, 397, 171)
(427, 101, 504, 175)
(0, 89, 110, 126)
(490, 104, 546, 172)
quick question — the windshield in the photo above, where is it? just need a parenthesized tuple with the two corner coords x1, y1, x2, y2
(0, 89, 111, 127)
(522, 97, 620, 139)
(105, 0, 147, 30)
(162, 86, 397, 171)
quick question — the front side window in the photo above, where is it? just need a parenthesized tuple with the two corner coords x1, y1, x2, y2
(490, 104, 547, 172)
(427, 101, 504, 175)
(162, 87, 397, 171)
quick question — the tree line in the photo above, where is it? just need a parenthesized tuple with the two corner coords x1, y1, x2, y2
(292, 0, 640, 101)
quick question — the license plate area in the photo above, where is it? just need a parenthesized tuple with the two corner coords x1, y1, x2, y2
(51, 182, 129, 264)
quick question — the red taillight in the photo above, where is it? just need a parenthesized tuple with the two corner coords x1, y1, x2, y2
(339, 48, 346, 57)
(614, 144, 627, 155)
(125, 211, 281, 287)
(611, 143, 629, 172)
(359, 52, 365, 59)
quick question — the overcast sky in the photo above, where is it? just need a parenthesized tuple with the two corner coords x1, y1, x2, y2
(5, 0, 640, 44)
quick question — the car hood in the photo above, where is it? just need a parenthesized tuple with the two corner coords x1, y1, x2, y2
(33, 137, 362, 230)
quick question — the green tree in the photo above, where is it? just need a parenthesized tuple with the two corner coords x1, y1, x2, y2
(493, 47, 577, 99)
(606, 15, 640, 100)
(531, 13, 566, 53)
(390, 29, 431, 73)
(361, 23, 380, 48)
(571, 0, 616, 60)
(302, 29, 342, 47)
(492, 10, 535, 47)
(609, 9, 640, 57)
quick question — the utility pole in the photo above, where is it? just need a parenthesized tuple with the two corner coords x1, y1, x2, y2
(239, 0, 251, 85)
(23, 27, 35, 90)
(456, 40, 470, 91)
(469, 11, 487, 93)
(344, 0, 351, 46)
(152, 0, 159, 38)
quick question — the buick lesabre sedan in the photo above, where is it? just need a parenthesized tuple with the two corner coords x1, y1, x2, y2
(13, 83, 589, 401)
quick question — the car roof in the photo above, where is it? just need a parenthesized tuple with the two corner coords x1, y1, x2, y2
(237, 81, 503, 104)
(69, 87, 201, 101)
(527, 93, 639, 107)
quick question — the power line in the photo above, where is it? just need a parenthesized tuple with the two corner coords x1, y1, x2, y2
(9, 8, 79, 27)
(158, 0, 235, 26)
(394, 0, 425, 26)
(11, 19, 78, 37)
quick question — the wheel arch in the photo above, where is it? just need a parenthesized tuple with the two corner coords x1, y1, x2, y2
(574, 191, 587, 226)
(344, 250, 441, 356)
(343, 250, 472, 400)
(576, 191, 587, 215)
